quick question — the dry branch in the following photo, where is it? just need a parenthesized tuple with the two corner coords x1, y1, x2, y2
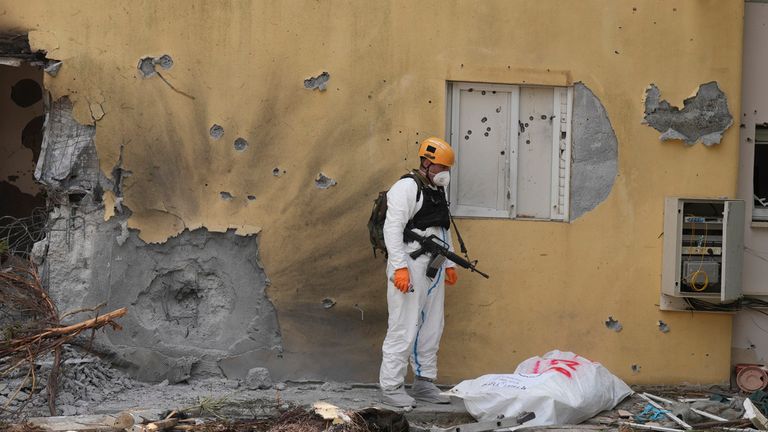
(0, 261, 127, 417)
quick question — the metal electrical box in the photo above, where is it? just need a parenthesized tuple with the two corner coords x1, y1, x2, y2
(661, 197, 745, 309)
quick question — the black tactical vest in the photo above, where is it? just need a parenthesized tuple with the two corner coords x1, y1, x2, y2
(402, 172, 451, 235)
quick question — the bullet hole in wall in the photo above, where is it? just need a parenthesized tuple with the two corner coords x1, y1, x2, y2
(605, 316, 623, 332)
(314, 173, 337, 189)
(234, 137, 248, 152)
(137, 54, 173, 78)
(210, 124, 224, 140)
(658, 320, 670, 333)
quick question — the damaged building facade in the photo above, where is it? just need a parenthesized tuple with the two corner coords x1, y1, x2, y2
(0, 1, 748, 385)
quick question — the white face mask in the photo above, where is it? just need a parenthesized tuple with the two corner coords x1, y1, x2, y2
(432, 171, 450, 187)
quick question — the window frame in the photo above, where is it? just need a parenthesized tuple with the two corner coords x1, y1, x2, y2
(753, 126, 768, 221)
(446, 81, 573, 222)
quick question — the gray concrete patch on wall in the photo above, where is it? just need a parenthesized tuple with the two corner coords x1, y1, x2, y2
(40, 210, 283, 383)
(569, 82, 618, 221)
(32, 95, 283, 384)
(643, 82, 733, 146)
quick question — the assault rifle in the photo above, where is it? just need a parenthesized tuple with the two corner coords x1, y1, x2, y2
(404, 229, 490, 279)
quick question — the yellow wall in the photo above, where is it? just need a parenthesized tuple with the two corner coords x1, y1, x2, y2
(0, 0, 743, 383)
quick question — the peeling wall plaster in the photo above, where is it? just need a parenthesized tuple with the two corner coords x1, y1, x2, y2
(643, 82, 733, 146)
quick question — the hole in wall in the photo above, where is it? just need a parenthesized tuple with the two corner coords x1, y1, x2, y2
(11, 78, 42, 107)
(0, 60, 46, 227)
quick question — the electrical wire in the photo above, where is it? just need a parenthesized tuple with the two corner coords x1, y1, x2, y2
(683, 296, 768, 313)
(685, 215, 710, 292)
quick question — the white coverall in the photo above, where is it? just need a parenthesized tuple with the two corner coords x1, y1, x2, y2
(379, 176, 455, 390)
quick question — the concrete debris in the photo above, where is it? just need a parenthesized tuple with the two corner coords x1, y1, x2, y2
(745, 399, 768, 430)
(44, 60, 63, 76)
(26, 412, 136, 431)
(245, 367, 273, 390)
(314, 401, 352, 424)
(605, 316, 623, 332)
(621, 422, 685, 432)
(3, 379, 748, 432)
(638, 393, 692, 430)
(0, 345, 143, 418)
(570, 83, 618, 221)
(643, 82, 733, 146)
(315, 172, 338, 189)
(304, 72, 330, 91)
(209, 124, 224, 139)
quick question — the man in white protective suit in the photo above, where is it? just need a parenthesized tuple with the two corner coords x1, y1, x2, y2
(379, 136, 459, 408)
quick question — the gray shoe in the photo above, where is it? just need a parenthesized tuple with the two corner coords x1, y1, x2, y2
(381, 385, 416, 408)
(411, 377, 450, 404)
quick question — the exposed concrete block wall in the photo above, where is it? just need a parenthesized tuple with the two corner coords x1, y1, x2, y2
(0, 0, 744, 384)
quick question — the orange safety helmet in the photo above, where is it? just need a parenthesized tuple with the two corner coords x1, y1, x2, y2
(418, 137, 455, 167)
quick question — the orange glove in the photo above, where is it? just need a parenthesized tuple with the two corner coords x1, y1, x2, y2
(393, 268, 410, 293)
(445, 267, 458, 285)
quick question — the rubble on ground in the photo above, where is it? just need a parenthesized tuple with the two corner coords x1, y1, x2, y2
(0, 345, 143, 418)
(5, 381, 766, 432)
